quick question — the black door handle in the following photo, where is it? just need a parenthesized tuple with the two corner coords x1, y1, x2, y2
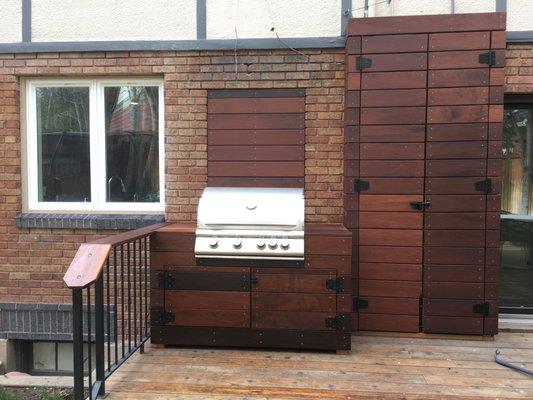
(410, 200, 431, 211)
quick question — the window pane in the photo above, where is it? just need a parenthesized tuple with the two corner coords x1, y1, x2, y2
(36, 87, 91, 202)
(105, 86, 160, 203)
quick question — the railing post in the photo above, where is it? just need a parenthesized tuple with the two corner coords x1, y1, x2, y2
(72, 288, 85, 400)
(94, 274, 106, 397)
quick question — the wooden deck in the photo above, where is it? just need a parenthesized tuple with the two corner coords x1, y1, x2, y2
(105, 332, 533, 399)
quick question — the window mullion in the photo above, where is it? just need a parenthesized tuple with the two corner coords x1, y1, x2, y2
(89, 81, 102, 210)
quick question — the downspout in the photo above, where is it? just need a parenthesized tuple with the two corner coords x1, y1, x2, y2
(451, 0, 455, 14)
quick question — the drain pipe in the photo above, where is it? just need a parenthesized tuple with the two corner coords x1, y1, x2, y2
(451, 0, 455, 13)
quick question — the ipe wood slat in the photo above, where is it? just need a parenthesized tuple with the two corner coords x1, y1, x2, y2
(165, 270, 250, 292)
(423, 316, 483, 335)
(423, 282, 484, 300)
(359, 280, 422, 298)
(359, 212, 423, 229)
(426, 177, 488, 194)
(252, 272, 335, 294)
(427, 142, 487, 159)
(428, 87, 489, 106)
(426, 159, 486, 176)
(361, 107, 426, 125)
(252, 311, 340, 331)
(361, 143, 424, 159)
(208, 145, 304, 161)
(359, 246, 422, 264)
(359, 229, 422, 247)
(424, 265, 484, 283)
(425, 213, 485, 230)
(424, 247, 484, 265)
(305, 256, 351, 276)
(305, 236, 351, 255)
(359, 297, 420, 315)
(359, 314, 420, 333)
(425, 230, 485, 247)
(362, 71, 427, 90)
(165, 290, 249, 310)
(151, 251, 196, 267)
(167, 309, 249, 328)
(252, 292, 336, 313)
(360, 178, 423, 194)
(208, 114, 305, 130)
(359, 263, 422, 281)
(348, 53, 427, 73)
(362, 34, 427, 54)
(361, 89, 426, 107)
(151, 232, 194, 252)
(208, 97, 305, 114)
(427, 105, 488, 124)
(360, 125, 425, 142)
(429, 51, 493, 70)
(428, 32, 491, 51)
(208, 129, 304, 145)
(359, 195, 423, 212)
(427, 123, 488, 141)
(429, 69, 489, 88)
(360, 160, 424, 177)
(208, 161, 304, 177)
(207, 176, 304, 188)
(425, 195, 485, 212)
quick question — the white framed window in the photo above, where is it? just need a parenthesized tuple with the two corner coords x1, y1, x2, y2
(25, 78, 165, 212)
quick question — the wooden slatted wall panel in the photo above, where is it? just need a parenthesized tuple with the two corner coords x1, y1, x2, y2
(345, 12, 506, 335)
(207, 89, 305, 188)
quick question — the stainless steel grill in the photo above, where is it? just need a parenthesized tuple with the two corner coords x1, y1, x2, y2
(194, 187, 304, 260)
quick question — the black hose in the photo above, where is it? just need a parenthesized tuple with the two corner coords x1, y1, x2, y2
(494, 349, 533, 376)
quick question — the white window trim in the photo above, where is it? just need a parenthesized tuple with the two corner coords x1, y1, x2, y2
(26, 78, 165, 213)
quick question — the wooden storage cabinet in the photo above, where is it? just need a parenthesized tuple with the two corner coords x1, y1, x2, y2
(150, 224, 352, 351)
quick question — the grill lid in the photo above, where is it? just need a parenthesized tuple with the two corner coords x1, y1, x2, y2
(196, 187, 304, 231)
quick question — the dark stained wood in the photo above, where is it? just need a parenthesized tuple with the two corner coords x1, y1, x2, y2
(361, 89, 426, 107)
(348, 53, 427, 72)
(427, 142, 487, 159)
(429, 51, 492, 70)
(167, 309, 250, 328)
(346, 91, 360, 108)
(208, 176, 304, 188)
(359, 195, 423, 212)
(306, 224, 352, 237)
(361, 143, 424, 159)
(362, 71, 427, 90)
(362, 34, 427, 53)
(360, 125, 425, 142)
(166, 291, 249, 310)
(424, 265, 484, 283)
(208, 145, 304, 161)
(427, 105, 488, 124)
(151, 232, 194, 252)
(359, 212, 422, 229)
(423, 316, 482, 335)
(359, 263, 421, 281)
(359, 280, 422, 298)
(208, 97, 305, 114)
(360, 160, 424, 177)
(359, 314, 420, 332)
(425, 195, 485, 212)
(424, 282, 484, 300)
(208, 114, 305, 130)
(429, 69, 489, 88)
(424, 230, 485, 247)
(346, 36, 361, 54)
(252, 311, 339, 331)
(165, 270, 251, 292)
(305, 236, 351, 255)
(361, 107, 426, 125)
(208, 129, 304, 145)
(359, 229, 422, 247)
(428, 87, 489, 106)
(151, 251, 196, 267)
(252, 292, 336, 313)
(356, 178, 423, 195)
(428, 32, 490, 51)
(425, 213, 485, 230)
(426, 159, 486, 177)
(208, 161, 304, 177)
(426, 177, 488, 194)
(360, 246, 422, 264)
(359, 297, 420, 315)
(305, 255, 351, 275)
(252, 272, 336, 294)
(424, 248, 484, 265)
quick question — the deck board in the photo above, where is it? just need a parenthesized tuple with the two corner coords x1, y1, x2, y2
(105, 332, 533, 399)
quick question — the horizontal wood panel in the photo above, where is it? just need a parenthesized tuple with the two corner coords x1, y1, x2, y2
(360, 160, 424, 177)
(426, 159, 486, 176)
(208, 161, 304, 177)
(361, 143, 424, 159)
(425, 195, 485, 212)
(428, 32, 490, 51)
(165, 271, 250, 292)
(427, 105, 488, 124)
(362, 71, 427, 90)
(359, 314, 420, 333)
(360, 125, 425, 142)
(165, 291, 249, 311)
(167, 309, 249, 328)
(424, 282, 484, 300)
(359, 178, 423, 194)
(252, 292, 336, 313)
(360, 246, 422, 264)
(428, 87, 489, 106)
(208, 97, 305, 114)
(426, 177, 488, 194)
(305, 255, 351, 276)
(208, 114, 305, 129)
(252, 272, 335, 294)
(427, 142, 487, 159)
(359, 280, 422, 298)
(207, 177, 304, 188)
(422, 316, 483, 335)
(360, 195, 423, 212)
(425, 213, 485, 230)
(360, 297, 420, 315)
(359, 263, 421, 281)
(362, 34, 427, 53)
(360, 89, 426, 107)
(424, 265, 484, 283)
(208, 129, 304, 145)
(252, 311, 340, 331)
(361, 107, 426, 125)
(305, 236, 351, 255)
(359, 212, 423, 229)
(151, 232, 194, 252)
(424, 230, 485, 247)
(424, 247, 484, 265)
(427, 123, 487, 141)
(208, 145, 304, 161)
(428, 50, 490, 69)
(349, 53, 426, 72)
(359, 229, 422, 246)
(429, 69, 489, 88)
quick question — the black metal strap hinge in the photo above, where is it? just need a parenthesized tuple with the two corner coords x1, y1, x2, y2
(356, 56, 372, 70)
(157, 271, 175, 289)
(326, 277, 344, 293)
(354, 179, 370, 192)
(325, 314, 349, 331)
(353, 298, 369, 311)
(479, 51, 496, 66)
(475, 178, 492, 194)
(151, 308, 175, 326)
(473, 302, 490, 316)
(410, 200, 431, 211)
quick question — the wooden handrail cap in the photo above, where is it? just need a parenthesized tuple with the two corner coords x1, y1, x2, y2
(63, 243, 112, 288)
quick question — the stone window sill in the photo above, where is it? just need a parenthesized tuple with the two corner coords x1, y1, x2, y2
(14, 213, 165, 230)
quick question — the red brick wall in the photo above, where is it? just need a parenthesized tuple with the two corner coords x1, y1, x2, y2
(0, 49, 345, 303)
(505, 43, 533, 93)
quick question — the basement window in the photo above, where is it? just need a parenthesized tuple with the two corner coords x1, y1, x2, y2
(25, 79, 165, 212)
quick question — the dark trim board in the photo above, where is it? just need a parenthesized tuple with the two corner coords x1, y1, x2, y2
(151, 326, 351, 351)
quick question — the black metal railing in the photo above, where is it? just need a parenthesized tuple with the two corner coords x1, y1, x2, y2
(64, 223, 167, 400)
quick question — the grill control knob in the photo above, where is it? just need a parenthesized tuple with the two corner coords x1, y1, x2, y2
(256, 241, 266, 250)
(268, 241, 278, 250)
(233, 240, 242, 249)
(280, 241, 290, 250)
(209, 239, 218, 248)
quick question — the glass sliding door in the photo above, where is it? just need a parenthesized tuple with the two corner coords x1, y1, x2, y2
(501, 96, 533, 313)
